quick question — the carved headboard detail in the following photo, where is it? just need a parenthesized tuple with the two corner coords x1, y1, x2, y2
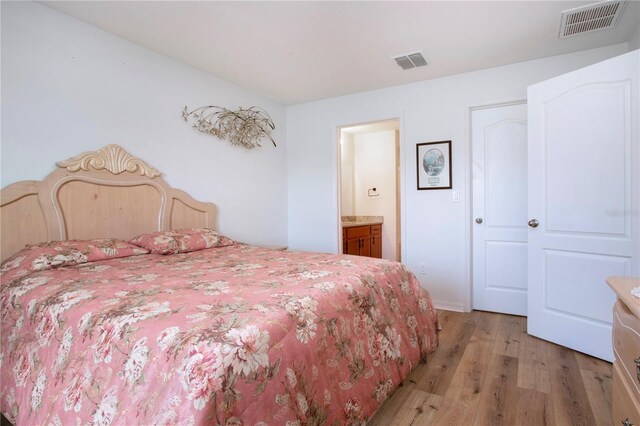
(0, 145, 216, 262)
(57, 144, 162, 177)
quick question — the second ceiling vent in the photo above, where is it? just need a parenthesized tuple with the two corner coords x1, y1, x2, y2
(393, 51, 428, 70)
(559, 0, 627, 38)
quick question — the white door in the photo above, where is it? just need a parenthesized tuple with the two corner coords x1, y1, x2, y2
(527, 51, 639, 362)
(472, 103, 528, 315)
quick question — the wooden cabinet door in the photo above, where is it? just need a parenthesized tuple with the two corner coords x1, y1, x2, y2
(359, 237, 371, 257)
(370, 234, 381, 258)
(345, 237, 360, 256)
(342, 229, 347, 254)
(345, 226, 368, 256)
(370, 225, 382, 259)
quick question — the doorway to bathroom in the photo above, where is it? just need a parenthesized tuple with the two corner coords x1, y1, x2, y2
(338, 119, 401, 262)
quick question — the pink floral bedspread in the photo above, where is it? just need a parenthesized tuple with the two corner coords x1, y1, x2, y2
(1, 244, 439, 425)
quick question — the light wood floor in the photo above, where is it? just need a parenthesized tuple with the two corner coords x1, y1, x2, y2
(369, 310, 613, 426)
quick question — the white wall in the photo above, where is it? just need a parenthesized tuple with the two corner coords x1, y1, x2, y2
(630, 23, 640, 51)
(352, 131, 397, 261)
(286, 43, 628, 311)
(1, 1, 287, 247)
(339, 132, 355, 216)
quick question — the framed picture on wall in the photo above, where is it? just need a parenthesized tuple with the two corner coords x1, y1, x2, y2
(416, 140, 452, 190)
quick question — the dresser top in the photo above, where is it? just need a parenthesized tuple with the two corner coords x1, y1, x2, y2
(607, 276, 640, 319)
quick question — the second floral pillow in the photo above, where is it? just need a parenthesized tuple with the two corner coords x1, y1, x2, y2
(129, 228, 234, 255)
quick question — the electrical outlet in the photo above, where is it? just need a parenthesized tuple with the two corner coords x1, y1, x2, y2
(420, 263, 426, 274)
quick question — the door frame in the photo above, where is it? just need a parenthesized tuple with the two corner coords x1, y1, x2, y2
(465, 98, 526, 312)
(334, 117, 405, 262)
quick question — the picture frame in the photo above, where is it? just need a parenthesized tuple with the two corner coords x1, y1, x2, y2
(416, 140, 452, 190)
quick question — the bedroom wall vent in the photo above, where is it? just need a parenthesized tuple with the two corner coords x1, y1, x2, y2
(393, 51, 428, 70)
(559, 0, 627, 38)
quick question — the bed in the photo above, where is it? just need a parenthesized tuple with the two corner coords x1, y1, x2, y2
(0, 145, 439, 425)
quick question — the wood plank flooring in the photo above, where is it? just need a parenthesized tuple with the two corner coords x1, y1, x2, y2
(369, 310, 613, 426)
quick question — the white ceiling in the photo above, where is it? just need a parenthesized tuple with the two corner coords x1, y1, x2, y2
(41, 1, 639, 106)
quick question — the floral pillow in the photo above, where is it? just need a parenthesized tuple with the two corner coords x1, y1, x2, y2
(176, 228, 235, 252)
(129, 230, 180, 255)
(129, 228, 234, 255)
(83, 238, 150, 261)
(0, 238, 149, 283)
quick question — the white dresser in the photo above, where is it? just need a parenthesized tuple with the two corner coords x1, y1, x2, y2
(608, 276, 640, 426)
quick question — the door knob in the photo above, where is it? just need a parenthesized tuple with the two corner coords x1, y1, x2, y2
(528, 219, 539, 228)
(475, 218, 483, 224)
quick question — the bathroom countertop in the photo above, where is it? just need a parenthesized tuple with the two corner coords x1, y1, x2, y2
(341, 216, 383, 228)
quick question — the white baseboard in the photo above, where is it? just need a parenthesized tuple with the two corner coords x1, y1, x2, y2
(433, 300, 467, 312)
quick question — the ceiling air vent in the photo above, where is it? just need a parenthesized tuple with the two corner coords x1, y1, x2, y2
(559, 0, 627, 38)
(393, 51, 428, 70)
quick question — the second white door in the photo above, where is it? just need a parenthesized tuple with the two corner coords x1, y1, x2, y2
(527, 51, 639, 362)
(472, 103, 528, 315)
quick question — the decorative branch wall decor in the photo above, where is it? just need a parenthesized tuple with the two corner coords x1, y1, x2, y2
(182, 105, 276, 149)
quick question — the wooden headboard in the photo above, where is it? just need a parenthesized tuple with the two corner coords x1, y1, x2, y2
(0, 145, 216, 262)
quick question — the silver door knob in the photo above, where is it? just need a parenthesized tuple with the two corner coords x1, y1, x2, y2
(475, 218, 483, 224)
(528, 219, 539, 228)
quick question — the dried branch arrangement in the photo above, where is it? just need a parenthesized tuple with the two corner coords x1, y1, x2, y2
(182, 105, 276, 149)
